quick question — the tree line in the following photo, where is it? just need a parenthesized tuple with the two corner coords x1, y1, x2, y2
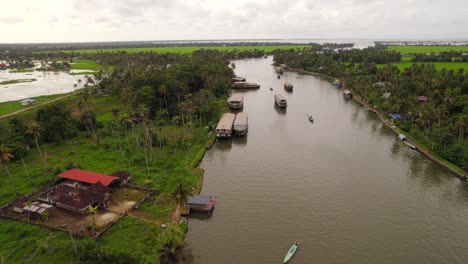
(273, 47, 467, 169)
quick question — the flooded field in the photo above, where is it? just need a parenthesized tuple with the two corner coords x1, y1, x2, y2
(0, 70, 82, 102)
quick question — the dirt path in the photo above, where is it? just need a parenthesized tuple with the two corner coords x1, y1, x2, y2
(0, 92, 76, 120)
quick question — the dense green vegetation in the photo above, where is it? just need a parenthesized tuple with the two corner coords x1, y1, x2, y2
(274, 46, 467, 170)
(0, 78, 37, 85)
(387, 45, 468, 55)
(44, 45, 309, 54)
(0, 50, 233, 263)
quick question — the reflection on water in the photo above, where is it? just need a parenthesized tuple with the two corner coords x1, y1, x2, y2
(185, 57, 468, 264)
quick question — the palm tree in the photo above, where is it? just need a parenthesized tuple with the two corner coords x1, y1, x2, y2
(159, 223, 187, 262)
(0, 144, 17, 194)
(172, 181, 191, 208)
(159, 84, 169, 112)
(26, 122, 46, 176)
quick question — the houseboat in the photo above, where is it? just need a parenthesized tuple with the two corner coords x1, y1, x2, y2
(232, 76, 246, 83)
(274, 94, 287, 108)
(284, 82, 293, 91)
(343, 90, 353, 99)
(332, 79, 342, 87)
(227, 93, 244, 110)
(215, 113, 236, 138)
(233, 112, 248, 136)
(184, 195, 216, 214)
(275, 67, 283, 74)
(232, 82, 260, 89)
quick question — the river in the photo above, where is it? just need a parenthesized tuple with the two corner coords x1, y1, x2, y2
(185, 57, 468, 264)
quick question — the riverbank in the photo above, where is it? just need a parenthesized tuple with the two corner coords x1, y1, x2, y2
(288, 68, 466, 179)
(352, 93, 466, 179)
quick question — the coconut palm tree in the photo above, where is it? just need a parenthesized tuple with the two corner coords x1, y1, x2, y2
(0, 144, 17, 194)
(26, 122, 46, 176)
(172, 181, 191, 208)
(159, 223, 187, 262)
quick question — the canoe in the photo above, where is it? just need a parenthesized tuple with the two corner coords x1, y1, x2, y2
(403, 140, 417, 149)
(283, 242, 299, 263)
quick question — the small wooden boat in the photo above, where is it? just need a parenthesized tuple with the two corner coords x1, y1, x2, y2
(308, 115, 314, 123)
(403, 140, 417, 149)
(284, 82, 293, 91)
(283, 241, 299, 263)
(270, 87, 273, 91)
(277, 75, 281, 79)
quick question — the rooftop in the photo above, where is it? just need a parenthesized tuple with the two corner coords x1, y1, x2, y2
(58, 169, 119, 187)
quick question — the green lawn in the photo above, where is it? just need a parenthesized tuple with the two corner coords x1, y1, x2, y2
(51, 45, 309, 54)
(0, 93, 75, 116)
(377, 61, 468, 71)
(387, 45, 468, 54)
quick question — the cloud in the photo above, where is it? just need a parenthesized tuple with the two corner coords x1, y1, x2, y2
(0, 16, 24, 25)
(0, 0, 467, 42)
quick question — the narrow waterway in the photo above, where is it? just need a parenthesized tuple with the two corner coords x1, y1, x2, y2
(185, 57, 468, 264)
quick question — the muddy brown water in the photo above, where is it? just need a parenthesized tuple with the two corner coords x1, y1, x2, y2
(184, 57, 468, 264)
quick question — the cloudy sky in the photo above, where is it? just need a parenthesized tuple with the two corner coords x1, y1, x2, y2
(0, 0, 467, 43)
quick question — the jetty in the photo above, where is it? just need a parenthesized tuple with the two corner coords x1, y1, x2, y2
(233, 112, 248, 136)
(215, 113, 236, 138)
(227, 93, 244, 110)
(232, 82, 260, 89)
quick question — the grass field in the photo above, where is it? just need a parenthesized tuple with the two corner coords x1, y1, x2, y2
(9, 69, 34, 73)
(50, 45, 310, 54)
(0, 93, 75, 116)
(377, 61, 468, 71)
(0, 78, 37, 85)
(387, 45, 468, 54)
(70, 59, 111, 71)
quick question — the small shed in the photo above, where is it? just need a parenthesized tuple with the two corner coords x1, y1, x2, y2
(417, 96, 427, 103)
(20, 98, 36, 106)
(390, 114, 401, 119)
(111, 171, 131, 185)
(382, 92, 391, 99)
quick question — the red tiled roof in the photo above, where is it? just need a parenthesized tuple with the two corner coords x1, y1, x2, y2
(58, 169, 119, 187)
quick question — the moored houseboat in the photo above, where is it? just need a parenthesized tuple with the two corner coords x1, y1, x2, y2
(227, 93, 244, 109)
(232, 76, 246, 83)
(182, 195, 216, 214)
(232, 82, 260, 89)
(233, 112, 248, 136)
(343, 90, 353, 99)
(284, 82, 293, 91)
(275, 66, 283, 74)
(215, 113, 236, 138)
(274, 94, 287, 108)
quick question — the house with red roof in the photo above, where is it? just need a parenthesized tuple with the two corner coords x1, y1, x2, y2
(58, 169, 120, 187)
